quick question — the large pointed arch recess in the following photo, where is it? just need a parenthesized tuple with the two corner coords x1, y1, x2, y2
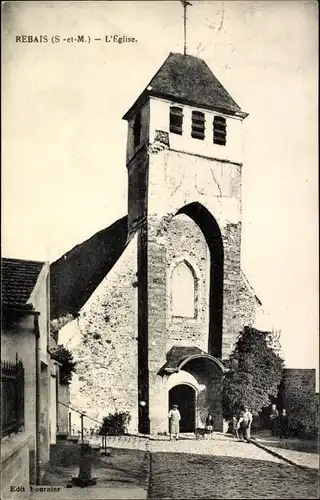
(177, 202, 224, 358)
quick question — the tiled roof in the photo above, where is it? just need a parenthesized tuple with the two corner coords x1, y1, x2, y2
(164, 346, 204, 371)
(50, 216, 128, 320)
(123, 52, 247, 120)
(1, 258, 45, 309)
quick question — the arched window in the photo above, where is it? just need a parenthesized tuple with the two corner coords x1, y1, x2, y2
(171, 260, 197, 318)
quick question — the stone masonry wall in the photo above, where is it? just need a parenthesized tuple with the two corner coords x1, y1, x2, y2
(166, 214, 210, 353)
(221, 222, 242, 359)
(57, 383, 70, 435)
(221, 222, 263, 360)
(57, 217, 261, 435)
(58, 235, 139, 432)
(146, 145, 243, 363)
(236, 274, 260, 333)
(187, 361, 224, 431)
(1, 434, 31, 500)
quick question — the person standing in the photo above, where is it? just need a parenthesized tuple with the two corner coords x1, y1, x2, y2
(168, 404, 181, 440)
(232, 415, 239, 440)
(279, 409, 289, 439)
(205, 412, 214, 437)
(269, 404, 279, 436)
(237, 407, 253, 442)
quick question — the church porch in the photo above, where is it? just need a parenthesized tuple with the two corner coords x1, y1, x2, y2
(147, 347, 227, 435)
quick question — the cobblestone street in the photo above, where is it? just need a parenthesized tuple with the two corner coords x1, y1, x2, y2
(27, 434, 319, 500)
(148, 434, 319, 499)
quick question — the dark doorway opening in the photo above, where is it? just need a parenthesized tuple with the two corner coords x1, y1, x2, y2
(169, 384, 196, 432)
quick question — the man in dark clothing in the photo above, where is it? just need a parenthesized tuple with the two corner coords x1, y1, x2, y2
(269, 404, 279, 436)
(279, 409, 289, 439)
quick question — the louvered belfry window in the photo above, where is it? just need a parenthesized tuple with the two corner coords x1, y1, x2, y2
(191, 111, 205, 140)
(213, 116, 227, 146)
(169, 106, 183, 135)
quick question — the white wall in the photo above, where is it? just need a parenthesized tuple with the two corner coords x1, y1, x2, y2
(149, 97, 243, 164)
(30, 265, 50, 366)
(49, 364, 57, 444)
(2, 315, 37, 452)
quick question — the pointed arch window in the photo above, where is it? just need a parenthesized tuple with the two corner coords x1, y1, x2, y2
(171, 260, 198, 318)
(170, 106, 183, 135)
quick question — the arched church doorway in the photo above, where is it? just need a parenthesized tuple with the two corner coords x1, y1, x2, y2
(169, 384, 196, 432)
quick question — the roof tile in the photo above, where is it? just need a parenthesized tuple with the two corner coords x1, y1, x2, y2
(123, 52, 246, 119)
(1, 258, 45, 308)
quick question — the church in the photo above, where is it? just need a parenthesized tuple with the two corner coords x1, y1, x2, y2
(50, 52, 270, 435)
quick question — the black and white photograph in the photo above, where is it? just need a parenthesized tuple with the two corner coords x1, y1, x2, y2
(1, 1, 319, 499)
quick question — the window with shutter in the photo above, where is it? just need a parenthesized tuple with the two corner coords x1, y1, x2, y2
(170, 107, 183, 135)
(191, 111, 205, 140)
(213, 116, 227, 146)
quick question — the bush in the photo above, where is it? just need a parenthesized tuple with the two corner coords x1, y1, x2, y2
(286, 399, 317, 438)
(98, 411, 131, 436)
(51, 344, 77, 385)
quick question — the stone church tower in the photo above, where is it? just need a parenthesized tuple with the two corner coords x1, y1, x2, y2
(53, 52, 262, 436)
(122, 52, 248, 434)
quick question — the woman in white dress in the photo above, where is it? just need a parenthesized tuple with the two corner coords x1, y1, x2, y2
(168, 404, 181, 440)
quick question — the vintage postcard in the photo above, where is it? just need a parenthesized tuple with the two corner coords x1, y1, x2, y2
(1, 1, 318, 499)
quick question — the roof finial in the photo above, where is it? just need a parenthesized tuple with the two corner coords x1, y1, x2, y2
(180, 1, 192, 56)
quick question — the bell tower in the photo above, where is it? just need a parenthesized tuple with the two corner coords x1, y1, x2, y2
(123, 52, 248, 434)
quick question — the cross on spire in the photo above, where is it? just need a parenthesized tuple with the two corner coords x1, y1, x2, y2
(180, 1, 192, 55)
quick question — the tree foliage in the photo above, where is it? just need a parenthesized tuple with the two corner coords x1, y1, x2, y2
(280, 387, 318, 437)
(51, 344, 77, 385)
(222, 326, 284, 419)
(98, 411, 131, 436)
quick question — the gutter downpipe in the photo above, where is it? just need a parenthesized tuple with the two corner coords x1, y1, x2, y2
(34, 314, 41, 485)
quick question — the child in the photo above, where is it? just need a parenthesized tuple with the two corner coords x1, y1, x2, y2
(232, 415, 239, 440)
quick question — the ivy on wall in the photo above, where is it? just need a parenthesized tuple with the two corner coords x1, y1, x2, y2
(222, 326, 285, 419)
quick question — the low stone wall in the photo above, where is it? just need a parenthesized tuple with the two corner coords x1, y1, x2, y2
(280, 369, 317, 435)
(1, 433, 32, 500)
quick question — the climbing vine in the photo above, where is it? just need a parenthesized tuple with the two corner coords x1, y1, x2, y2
(222, 326, 284, 419)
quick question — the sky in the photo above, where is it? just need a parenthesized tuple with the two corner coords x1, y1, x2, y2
(2, 1, 319, 380)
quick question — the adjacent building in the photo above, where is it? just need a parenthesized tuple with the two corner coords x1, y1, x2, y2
(1, 258, 59, 498)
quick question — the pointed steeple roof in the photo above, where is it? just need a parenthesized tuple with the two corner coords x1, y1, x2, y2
(123, 52, 248, 120)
